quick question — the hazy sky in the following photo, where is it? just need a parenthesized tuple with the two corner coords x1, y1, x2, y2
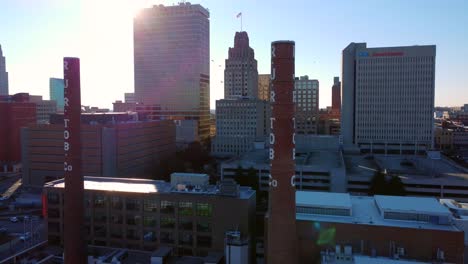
(1, 0, 467, 109)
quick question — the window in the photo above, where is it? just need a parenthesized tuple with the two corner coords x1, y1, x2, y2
(179, 202, 193, 216)
(197, 235, 212, 248)
(110, 227, 122, 239)
(127, 215, 141, 225)
(126, 229, 140, 240)
(197, 222, 211, 233)
(126, 198, 140, 211)
(94, 195, 106, 208)
(47, 192, 59, 204)
(161, 217, 175, 229)
(143, 215, 157, 227)
(179, 219, 193, 231)
(144, 199, 158, 212)
(111, 197, 122, 210)
(179, 233, 193, 246)
(161, 232, 174, 244)
(110, 214, 122, 224)
(94, 212, 106, 223)
(143, 231, 157, 242)
(161, 201, 175, 214)
(196, 203, 212, 217)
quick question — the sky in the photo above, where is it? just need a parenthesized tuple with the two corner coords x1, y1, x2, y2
(1, 0, 467, 109)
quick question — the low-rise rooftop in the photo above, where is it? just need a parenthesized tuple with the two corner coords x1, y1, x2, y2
(296, 191, 351, 209)
(44, 176, 255, 199)
(296, 191, 458, 232)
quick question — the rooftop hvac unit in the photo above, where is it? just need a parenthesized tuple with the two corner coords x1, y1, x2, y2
(344, 245, 352, 256)
(335, 245, 341, 254)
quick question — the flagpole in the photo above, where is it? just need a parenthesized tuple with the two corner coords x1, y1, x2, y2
(241, 14, 243, 31)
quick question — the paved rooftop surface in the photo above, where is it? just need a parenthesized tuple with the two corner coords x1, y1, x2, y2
(375, 195, 451, 215)
(296, 192, 459, 231)
(45, 176, 255, 199)
(296, 191, 351, 209)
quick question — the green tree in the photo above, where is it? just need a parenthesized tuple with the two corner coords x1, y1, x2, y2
(369, 170, 406, 196)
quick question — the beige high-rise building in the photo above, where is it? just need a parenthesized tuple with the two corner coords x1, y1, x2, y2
(294, 76, 319, 134)
(133, 3, 210, 139)
(258, 74, 270, 101)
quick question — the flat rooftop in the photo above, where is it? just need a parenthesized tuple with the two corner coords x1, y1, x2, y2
(375, 195, 451, 215)
(353, 255, 429, 264)
(45, 176, 255, 199)
(296, 192, 458, 232)
(296, 191, 351, 209)
(223, 148, 344, 170)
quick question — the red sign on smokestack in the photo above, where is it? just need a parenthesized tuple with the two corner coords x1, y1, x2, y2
(266, 41, 297, 263)
(63, 57, 85, 263)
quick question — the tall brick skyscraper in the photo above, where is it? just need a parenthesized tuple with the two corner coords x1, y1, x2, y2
(0, 45, 8, 95)
(331, 76, 341, 113)
(266, 41, 297, 264)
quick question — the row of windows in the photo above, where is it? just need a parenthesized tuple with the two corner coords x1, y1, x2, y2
(48, 194, 213, 217)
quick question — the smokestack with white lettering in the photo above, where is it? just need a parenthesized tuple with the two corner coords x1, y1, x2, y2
(266, 41, 297, 263)
(63, 57, 85, 263)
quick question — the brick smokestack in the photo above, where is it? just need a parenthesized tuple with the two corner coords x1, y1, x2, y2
(63, 57, 85, 263)
(266, 41, 297, 263)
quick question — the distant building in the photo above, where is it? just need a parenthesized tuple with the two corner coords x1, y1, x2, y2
(342, 43, 436, 154)
(29, 95, 57, 123)
(134, 3, 210, 139)
(0, 93, 36, 164)
(112, 100, 137, 112)
(213, 98, 269, 156)
(44, 175, 256, 258)
(22, 116, 175, 186)
(257, 74, 270, 101)
(49, 78, 64, 111)
(224, 32, 258, 98)
(296, 192, 464, 263)
(174, 119, 199, 149)
(0, 45, 8, 95)
(294, 76, 319, 134)
(213, 31, 266, 157)
(331, 76, 341, 114)
(125, 92, 135, 103)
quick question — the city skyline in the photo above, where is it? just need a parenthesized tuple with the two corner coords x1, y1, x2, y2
(1, 0, 467, 109)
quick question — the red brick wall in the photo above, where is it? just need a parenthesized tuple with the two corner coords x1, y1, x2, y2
(297, 220, 464, 263)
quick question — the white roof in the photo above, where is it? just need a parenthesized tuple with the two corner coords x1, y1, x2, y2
(374, 195, 451, 215)
(354, 255, 429, 264)
(296, 191, 351, 209)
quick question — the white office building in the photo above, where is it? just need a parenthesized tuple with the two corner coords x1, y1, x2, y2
(342, 43, 436, 154)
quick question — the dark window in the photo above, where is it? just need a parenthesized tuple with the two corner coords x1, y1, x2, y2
(179, 219, 193, 231)
(160, 217, 175, 229)
(197, 222, 211, 233)
(196, 203, 212, 217)
(160, 232, 174, 244)
(111, 196, 123, 210)
(143, 215, 157, 227)
(47, 192, 59, 204)
(161, 201, 175, 214)
(197, 235, 212, 248)
(179, 233, 193, 246)
(179, 202, 193, 216)
(144, 199, 158, 212)
(94, 195, 106, 208)
(126, 198, 141, 211)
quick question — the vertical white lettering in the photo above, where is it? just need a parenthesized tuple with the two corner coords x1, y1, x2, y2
(64, 79, 69, 89)
(290, 175, 296, 187)
(271, 45, 276, 57)
(270, 68, 275, 80)
(64, 142, 70, 151)
(64, 97, 69, 107)
(269, 133, 275, 145)
(292, 148, 296, 160)
(64, 130, 70, 140)
(293, 133, 296, 144)
(270, 117, 276, 130)
(63, 61, 69, 70)
(270, 91, 276, 103)
(269, 148, 275, 160)
(64, 119, 70, 128)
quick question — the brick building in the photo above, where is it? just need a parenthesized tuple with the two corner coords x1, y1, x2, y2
(0, 93, 36, 165)
(44, 176, 256, 258)
(22, 118, 175, 186)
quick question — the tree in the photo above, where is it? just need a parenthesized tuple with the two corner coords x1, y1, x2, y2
(369, 170, 406, 196)
(388, 176, 406, 196)
(369, 170, 387, 195)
